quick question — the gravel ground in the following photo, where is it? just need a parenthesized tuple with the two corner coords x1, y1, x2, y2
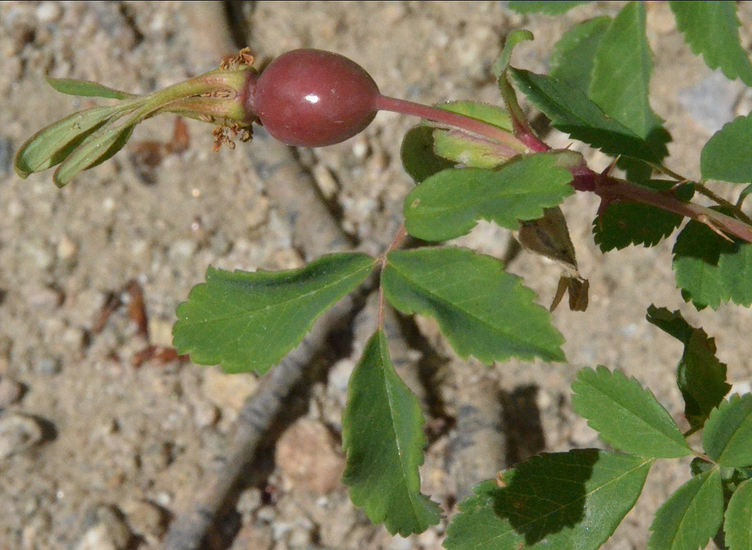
(1, 2, 751, 549)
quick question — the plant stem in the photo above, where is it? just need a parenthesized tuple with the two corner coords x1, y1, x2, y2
(497, 73, 550, 153)
(573, 168, 752, 243)
(377, 223, 408, 329)
(375, 95, 528, 154)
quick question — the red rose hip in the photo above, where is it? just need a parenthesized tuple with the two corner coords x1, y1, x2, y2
(247, 49, 380, 147)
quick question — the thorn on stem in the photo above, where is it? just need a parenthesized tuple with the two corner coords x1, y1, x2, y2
(697, 214, 735, 242)
(601, 155, 620, 176)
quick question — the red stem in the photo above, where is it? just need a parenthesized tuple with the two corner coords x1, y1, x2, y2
(573, 167, 752, 243)
(375, 95, 527, 155)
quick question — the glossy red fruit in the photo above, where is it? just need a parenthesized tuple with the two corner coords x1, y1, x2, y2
(247, 49, 380, 147)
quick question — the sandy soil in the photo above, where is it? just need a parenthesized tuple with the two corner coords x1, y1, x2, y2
(1, 2, 751, 549)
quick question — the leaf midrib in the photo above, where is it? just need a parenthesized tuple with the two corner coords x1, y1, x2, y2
(387, 260, 547, 353)
(376, 332, 432, 528)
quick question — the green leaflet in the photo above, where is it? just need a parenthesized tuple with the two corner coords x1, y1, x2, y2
(401, 125, 456, 184)
(571, 367, 691, 458)
(648, 469, 723, 550)
(382, 247, 565, 364)
(173, 253, 375, 373)
(444, 451, 651, 549)
(52, 118, 136, 187)
(404, 152, 576, 242)
(507, 1, 591, 15)
(703, 394, 752, 468)
(14, 105, 121, 178)
(589, 2, 664, 141)
(593, 195, 683, 252)
(701, 112, 752, 184)
(646, 306, 730, 432)
(342, 330, 440, 535)
(725, 479, 752, 550)
(670, 1, 752, 86)
(45, 76, 136, 99)
(550, 16, 611, 94)
(509, 68, 660, 162)
(672, 217, 752, 309)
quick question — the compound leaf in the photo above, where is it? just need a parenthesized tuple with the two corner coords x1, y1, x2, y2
(725, 478, 752, 550)
(444, 450, 651, 549)
(670, 1, 752, 86)
(382, 247, 565, 364)
(550, 16, 612, 94)
(672, 218, 752, 309)
(343, 330, 440, 535)
(509, 68, 659, 162)
(507, 1, 590, 15)
(404, 152, 577, 241)
(646, 306, 730, 431)
(701, 113, 752, 184)
(571, 366, 691, 458)
(703, 394, 752, 468)
(593, 200, 682, 252)
(45, 76, 136, 99)
(173, 253, 375, 373)
(648, 469, 723, 550)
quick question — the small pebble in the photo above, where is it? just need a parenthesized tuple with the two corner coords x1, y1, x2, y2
(76, 505, 132, 550)
(275, 419, 345, 494)
(230, 523, 274, 550)
(139, 441, 172, 473)
(36, 2, 63, 23)
(22, 511, 52, 549)
(0, 412, 46, 459)
(256, 505, 276, 523)
(192, 399, 219, 428)
(386, 535, 414, 550)
(287, 525, 313, 547)
(168, 239, 198, 262)
(147, 318, 173, 348)
(25, 286, 63, 309)
(0, 376, 24, 407)
(271, 520, 292, 542)
(56, 235, 78, 262)
(121, 499, 166, 537)
(36, 357, 62, 376)
(245, 195, 270, 229)
(202, 368, 258, 413)
(236, 487, 263, 517)
(209, 230, 232, 255)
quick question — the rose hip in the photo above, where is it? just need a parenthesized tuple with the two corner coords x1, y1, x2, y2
(246, 49, 380, 147)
